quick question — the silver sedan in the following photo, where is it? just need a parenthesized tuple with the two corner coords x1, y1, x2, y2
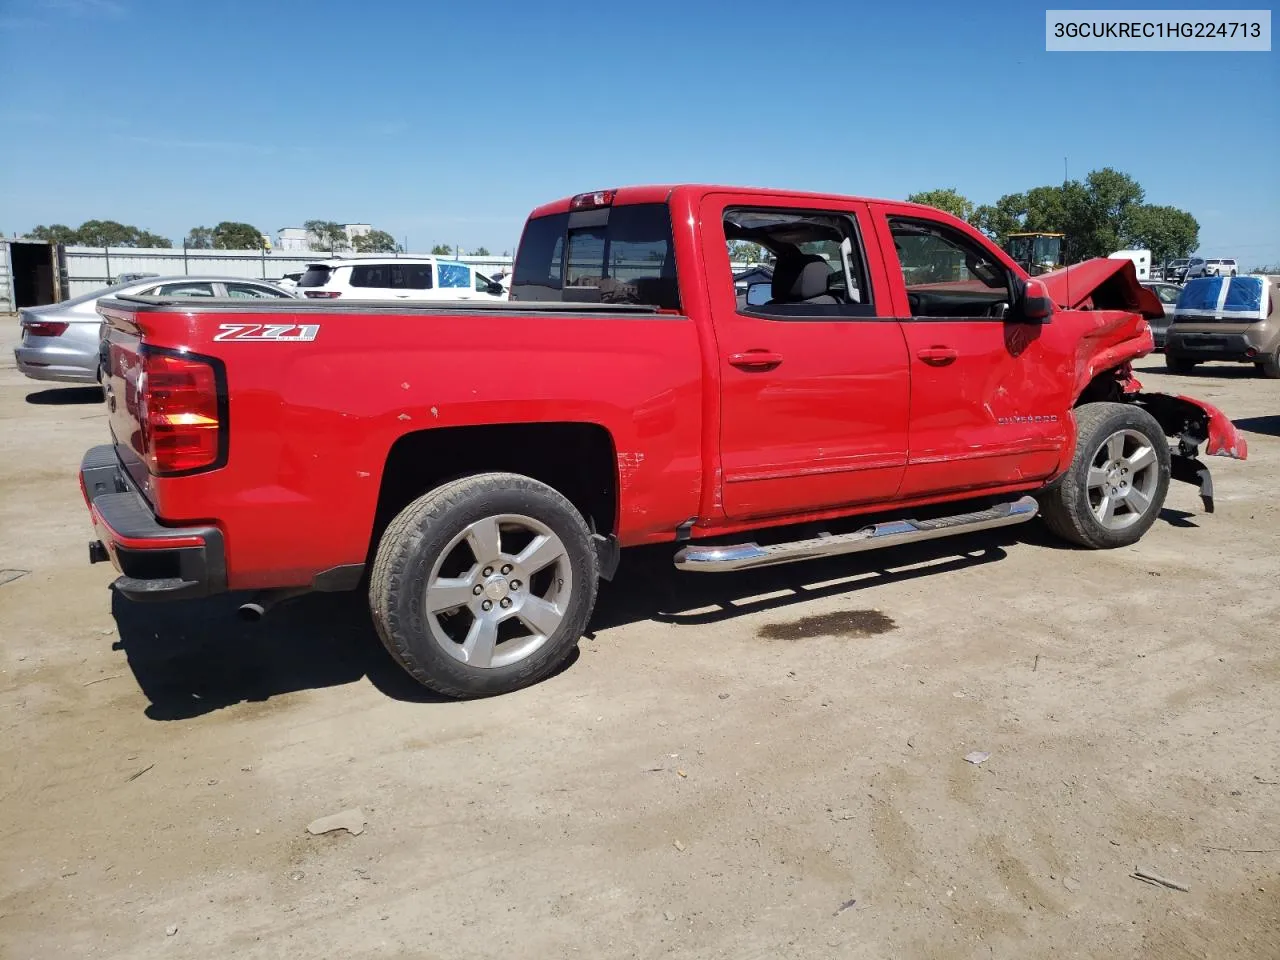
(14, 276, 296, 383)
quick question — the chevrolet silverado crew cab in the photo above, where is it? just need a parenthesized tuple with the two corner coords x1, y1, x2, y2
(83, 185, 1248, 697)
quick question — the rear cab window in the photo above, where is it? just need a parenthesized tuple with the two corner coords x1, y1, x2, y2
(512, 202, 680, 309)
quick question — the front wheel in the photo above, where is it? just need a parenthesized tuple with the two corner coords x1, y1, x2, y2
(369, 473, 599, 698)
(1038, 402, 1171, 549)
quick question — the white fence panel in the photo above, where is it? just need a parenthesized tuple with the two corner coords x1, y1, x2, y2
(60, 246, 514, 298)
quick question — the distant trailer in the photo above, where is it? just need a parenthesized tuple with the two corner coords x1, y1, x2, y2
(1109, 248, 1151, 281)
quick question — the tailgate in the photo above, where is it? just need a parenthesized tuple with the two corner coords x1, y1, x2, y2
(98, 301, 152, 497)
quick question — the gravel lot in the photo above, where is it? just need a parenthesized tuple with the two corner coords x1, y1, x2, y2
(1, 318, 1277, 959)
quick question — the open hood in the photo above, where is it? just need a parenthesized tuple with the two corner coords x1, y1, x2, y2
(1035, 258, 1163, 319)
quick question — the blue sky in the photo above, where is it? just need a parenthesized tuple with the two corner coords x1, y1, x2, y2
(1, 0, 1276, 263)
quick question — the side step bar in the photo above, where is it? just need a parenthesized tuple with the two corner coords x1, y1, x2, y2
(673, 496, 1039, 573)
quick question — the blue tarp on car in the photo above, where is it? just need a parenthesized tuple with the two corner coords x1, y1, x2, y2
(1176, 275, 1268, 320)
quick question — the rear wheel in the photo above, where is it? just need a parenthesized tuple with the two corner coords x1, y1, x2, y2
(1257, 347, 1280, 379)
(369, 473, 598, 698)
(1165, 354, 1197, 374)
(1038, 402, 1170, 549)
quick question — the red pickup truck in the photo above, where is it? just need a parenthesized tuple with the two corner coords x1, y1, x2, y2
(83, 185, 1247, 697)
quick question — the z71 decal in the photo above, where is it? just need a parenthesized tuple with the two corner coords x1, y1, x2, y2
(214, 323, 320, 342)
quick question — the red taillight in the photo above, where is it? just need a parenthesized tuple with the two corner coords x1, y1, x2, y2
(569, 189, 615, 210)
(303, 290, 342, 299)
(141, 352, 223, 474)
(24, 320, 69, 337)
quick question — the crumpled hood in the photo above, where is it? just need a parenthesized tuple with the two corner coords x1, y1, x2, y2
(1036, 258, 1164, 319)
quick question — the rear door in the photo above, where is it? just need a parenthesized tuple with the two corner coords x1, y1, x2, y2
(868, 204, 1067, 498)
(700, 192, 911, 521)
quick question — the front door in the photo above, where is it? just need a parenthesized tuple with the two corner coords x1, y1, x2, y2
(869, 205, 1068, 499)
(701, 194, 911, 521)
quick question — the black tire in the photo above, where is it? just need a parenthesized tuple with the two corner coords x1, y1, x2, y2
(1164, 354, 1197, 374)
(369, 472, 598, 698)
(1257, 348, 1280, 379)
(1038, 402, 1171, 549)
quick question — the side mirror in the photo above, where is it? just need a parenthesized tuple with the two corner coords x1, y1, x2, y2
(746, 281, 771, 307)
(1014, 278, 1054, 322)
(487, 282, 504, 296)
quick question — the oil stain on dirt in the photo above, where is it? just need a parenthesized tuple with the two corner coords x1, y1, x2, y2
(758, 609, 896, 641)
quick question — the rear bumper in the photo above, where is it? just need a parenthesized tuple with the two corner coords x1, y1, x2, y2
(1166, 332, 1263, 362)
(14, 346, 98, 383)
(80, 444, 226, 602)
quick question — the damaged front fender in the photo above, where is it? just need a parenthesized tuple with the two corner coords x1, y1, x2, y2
(1134, 392, 1249, 460)
(1130, 392, 1248, 513)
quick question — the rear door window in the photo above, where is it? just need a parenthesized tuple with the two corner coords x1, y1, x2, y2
(224, 282, 290, 299)
(351, 264, 392, 288)
(512, 202, 679, 309)
(391, 264, 432, 289)
(153, 282, 216, 297)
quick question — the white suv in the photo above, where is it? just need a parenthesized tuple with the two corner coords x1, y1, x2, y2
(296, 258, 506, 301)
(1204, 258, 1238, 277)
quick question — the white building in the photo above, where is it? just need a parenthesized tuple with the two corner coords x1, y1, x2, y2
(277, 227, 311, 252)
(276, 223, 374, 252)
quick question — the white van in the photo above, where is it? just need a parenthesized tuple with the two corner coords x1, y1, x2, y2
(1108, 248, 1151, 281)
(296, 258, 506, 301)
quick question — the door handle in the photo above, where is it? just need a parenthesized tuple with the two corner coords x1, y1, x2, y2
(916, 347, 958, 366)
(728, 350, 784, 370)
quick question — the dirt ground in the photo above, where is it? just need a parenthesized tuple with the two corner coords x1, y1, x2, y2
(1, 318, 1277, 960)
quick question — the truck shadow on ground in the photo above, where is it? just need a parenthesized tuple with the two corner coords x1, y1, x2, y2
(25, 386, 103, 405)
(113, 532, 1018, 721)
(112, 510, 1199, 721)
(1234, 415, 1280, 438)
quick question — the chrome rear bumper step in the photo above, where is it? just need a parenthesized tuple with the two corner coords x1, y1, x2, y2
(673, 495, 1039, 573)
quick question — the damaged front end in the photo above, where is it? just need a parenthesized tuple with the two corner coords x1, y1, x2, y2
(1050, 257, 1248, 513)
(1131, 392, 1248, 512)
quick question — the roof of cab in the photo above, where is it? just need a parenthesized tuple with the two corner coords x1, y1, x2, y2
(525, 184, 952, 221)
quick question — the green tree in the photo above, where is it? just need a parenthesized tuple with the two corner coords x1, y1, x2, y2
(212, 221, 265, 249)
(1123, 204, 1199, 266)
(352, 229, 400, 253)
(970, 168, 1169, 263)
(473, 246, 491, 256)
(28, 224, 80, 244)
(431, 244, 453, 256)
(305, 219, 348, 252)
(135, 230, 173, 248)
(972, 194, 1027, 244)
(76, 219, 141, 246)
(906, 188, 976, 223)
(727, 241, 771, 264)
(185, 226, 215, 249)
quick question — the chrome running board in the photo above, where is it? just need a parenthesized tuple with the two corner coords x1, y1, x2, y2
(673, 496, 1038, 573)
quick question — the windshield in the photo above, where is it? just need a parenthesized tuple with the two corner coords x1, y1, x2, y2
(512, 202, 679, 309)
(1032, 235, 1061, 266)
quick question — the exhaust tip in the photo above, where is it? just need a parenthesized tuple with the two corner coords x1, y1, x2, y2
(237, 602, 266, 622)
